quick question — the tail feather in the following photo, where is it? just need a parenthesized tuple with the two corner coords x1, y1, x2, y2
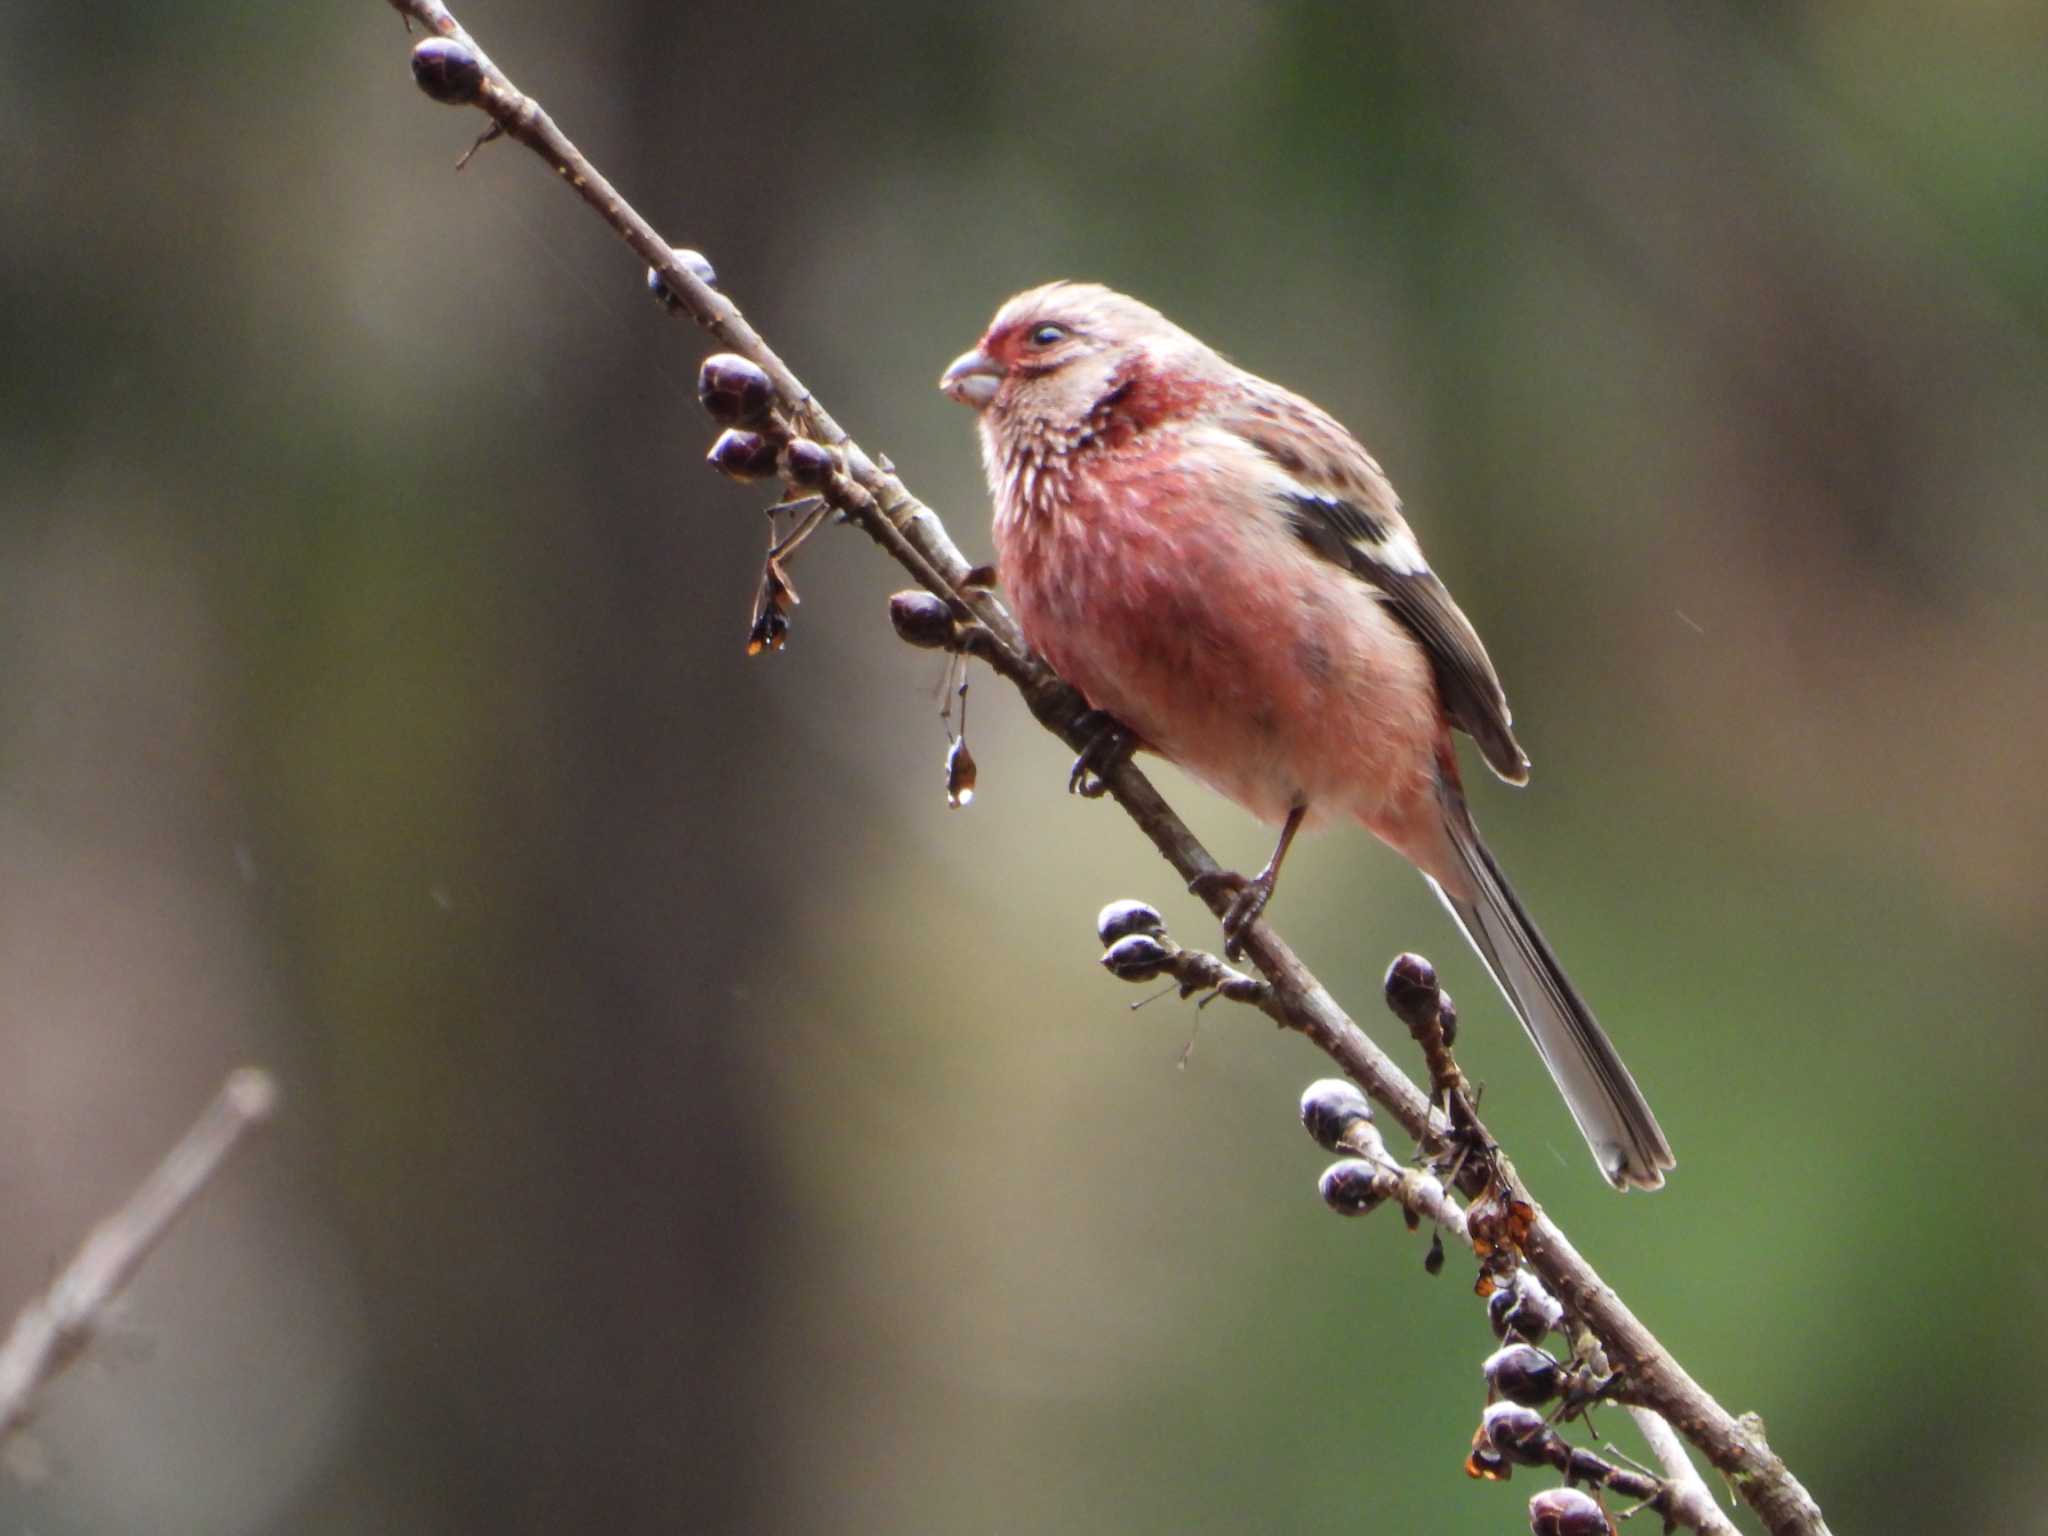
(1430, 795, 1674, 1191)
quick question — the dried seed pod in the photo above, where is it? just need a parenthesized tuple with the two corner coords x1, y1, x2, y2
(746, 604, 789, 655)
(746, 562, 793, 656)
(1317, 1158, 1385, 1217)
(708, 428, 780, 482)
(1096, 900, 1166, 946)
(889, 590, 955, 650)
(1484, 1343, 1563, 1407)
(698, 354, 775, 427)
(411, 38, 483, 104)
(781, 437, 839, 490)
(1100, 934, 1171, 983)
(1299, 1078, 1373, 1154)
(1468, 1186, 1536, 1262)
(945, 737, 976, 809)
(647, 248, 717, 307)
(1528, 1487, 1611, 1536)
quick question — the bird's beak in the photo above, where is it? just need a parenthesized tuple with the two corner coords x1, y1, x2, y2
(939, 347, 1004, 409)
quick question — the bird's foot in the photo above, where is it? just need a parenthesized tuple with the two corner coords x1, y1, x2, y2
(1188, 867, 1275, 962)
(1068, 711, 1137, 798)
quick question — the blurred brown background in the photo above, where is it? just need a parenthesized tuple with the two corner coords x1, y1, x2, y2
(3, 2, 2045, 1531)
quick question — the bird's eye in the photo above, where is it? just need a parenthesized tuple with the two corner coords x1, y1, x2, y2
(1028, 323, 1068, 348)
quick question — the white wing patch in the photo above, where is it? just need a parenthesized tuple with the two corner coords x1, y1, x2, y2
(1277, 484, 1430, 577)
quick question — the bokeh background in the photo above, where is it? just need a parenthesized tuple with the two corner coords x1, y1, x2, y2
(4, 2, 2046, 1531)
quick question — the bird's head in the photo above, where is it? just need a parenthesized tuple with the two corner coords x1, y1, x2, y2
(940, 282, 1222, 446)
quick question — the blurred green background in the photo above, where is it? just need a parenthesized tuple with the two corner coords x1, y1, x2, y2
(4, 2, 2045, 1531)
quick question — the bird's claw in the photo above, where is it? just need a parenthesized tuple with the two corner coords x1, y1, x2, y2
(1068, 712, 1136, 798)
(1189, 868, 1274, 961)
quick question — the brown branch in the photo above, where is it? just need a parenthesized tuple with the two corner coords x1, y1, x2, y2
(380, 10, 1830, 1533)
(0, 1068, 279, 1444)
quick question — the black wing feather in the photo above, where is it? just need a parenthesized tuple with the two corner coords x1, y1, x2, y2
(1281, 491, 1531, 785)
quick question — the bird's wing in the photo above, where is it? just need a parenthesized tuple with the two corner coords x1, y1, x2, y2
(1230, 395, 1531, 786)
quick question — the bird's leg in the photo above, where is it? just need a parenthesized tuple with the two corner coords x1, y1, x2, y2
(1191, 801, 1307, 961)
(1068, 710, 1139, 798)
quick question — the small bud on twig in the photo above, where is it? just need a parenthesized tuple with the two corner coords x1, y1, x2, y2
(410, 38, 482, 104)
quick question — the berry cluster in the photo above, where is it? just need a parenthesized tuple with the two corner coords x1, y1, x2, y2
(681, 300, 856, 657)
(1089, 902, 1272, 1009)
(697, 352, 842, 495)
(1289, 960, 1685, 1534)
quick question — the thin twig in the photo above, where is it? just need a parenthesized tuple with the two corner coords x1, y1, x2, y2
(0, 1068, 279, 1444)
(1632, 1406, 1741, 1536)
(379, 11, 1830, 1532)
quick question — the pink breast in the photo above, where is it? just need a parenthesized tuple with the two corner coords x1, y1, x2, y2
(996, 456, 1447, 843)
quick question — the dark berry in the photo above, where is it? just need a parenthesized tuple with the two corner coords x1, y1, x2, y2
(1096, 900, 1166, 947)
(698, 354, 775, 427)
(781, 437, 838, 489)
(1528, 1487, 1611, 1536)
(677, 249, 716, 287)
(647, 248, 717, 308)
(1383, 952, 1441, 1029)
(1489, 1274, 1564, 1343)
(1484, 1344, 1563, 1407)
(707, 428, 779, 481)
(1318, 1159, 1385, 1216)
(1100, 934, 1172, 983)
(889, 591, 956, 650)
(1488, 1287, 1521, 1340)
(411, 38, 483, 104)
(1299, 1078, 1373, 1153)
(1480, 1402, 1555, 1467)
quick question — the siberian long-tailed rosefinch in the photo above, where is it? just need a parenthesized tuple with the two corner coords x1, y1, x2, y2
(941, 282, 1674, 1191)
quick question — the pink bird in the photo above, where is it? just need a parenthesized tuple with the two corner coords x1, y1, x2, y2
(941, 281, 1674, 1191)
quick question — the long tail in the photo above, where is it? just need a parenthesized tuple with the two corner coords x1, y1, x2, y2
(1429, 789, 1675, 1191)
